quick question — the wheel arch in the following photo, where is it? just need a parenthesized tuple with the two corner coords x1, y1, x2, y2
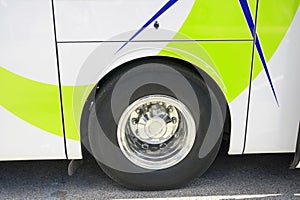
(80, 55, 231, 153)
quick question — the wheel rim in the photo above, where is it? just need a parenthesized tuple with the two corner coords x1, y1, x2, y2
(117, 95, 196, 170)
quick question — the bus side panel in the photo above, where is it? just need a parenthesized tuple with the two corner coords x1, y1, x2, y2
(0, 0, 66, 160)
(53, 0, 252, 42)
(245, 1, 300, 153)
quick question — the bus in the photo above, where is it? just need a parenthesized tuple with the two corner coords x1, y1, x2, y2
(0, 0, 299, 190)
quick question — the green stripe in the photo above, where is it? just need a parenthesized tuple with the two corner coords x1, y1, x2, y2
(0, 66, 87, 141)
(0, 66, 63, 137)
(174, 0, 252, 40)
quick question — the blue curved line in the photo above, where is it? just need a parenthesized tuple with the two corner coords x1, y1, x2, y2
(116, 0, 179, 53)
(239, 0, 279, 106)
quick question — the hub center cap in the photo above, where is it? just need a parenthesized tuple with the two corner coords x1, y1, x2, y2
(146, 118, 166, 138)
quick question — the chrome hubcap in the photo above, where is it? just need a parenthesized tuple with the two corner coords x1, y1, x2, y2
(117, 95, 196, 170)
(129, 101, 179, 145)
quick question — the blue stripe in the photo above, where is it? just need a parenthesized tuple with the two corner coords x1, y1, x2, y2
(116, 0, 178, 53)
(239, 0, 279, 106)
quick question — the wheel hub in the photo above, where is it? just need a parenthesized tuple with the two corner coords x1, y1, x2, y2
(129, 102, 179, 145)
(117, 95, 196, 170)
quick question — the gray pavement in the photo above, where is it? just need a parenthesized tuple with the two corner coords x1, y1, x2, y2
(0, 144, 299, 200)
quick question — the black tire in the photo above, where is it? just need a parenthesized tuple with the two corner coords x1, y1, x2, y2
(84, 57, 225, 190)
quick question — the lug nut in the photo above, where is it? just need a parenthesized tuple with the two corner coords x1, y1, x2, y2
(131, 118, 138, 125)
(167, 106, 173, 113)
(143, 104, 148, 111)
(135, 108, 142, 114)
(172, 117, 177, 124)
(141, 143, 149, 150)
(159, 143, 167, 148)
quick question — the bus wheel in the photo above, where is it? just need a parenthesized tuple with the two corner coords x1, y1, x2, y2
(86, 57, 225, 190)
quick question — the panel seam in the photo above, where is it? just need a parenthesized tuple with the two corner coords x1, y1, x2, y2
(51, 0, 69, 159)
(242, 0, 260, 154)
(57, 39, 254, 44)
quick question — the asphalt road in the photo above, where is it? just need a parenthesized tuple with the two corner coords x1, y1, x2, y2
(0, 144, 299, 200)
